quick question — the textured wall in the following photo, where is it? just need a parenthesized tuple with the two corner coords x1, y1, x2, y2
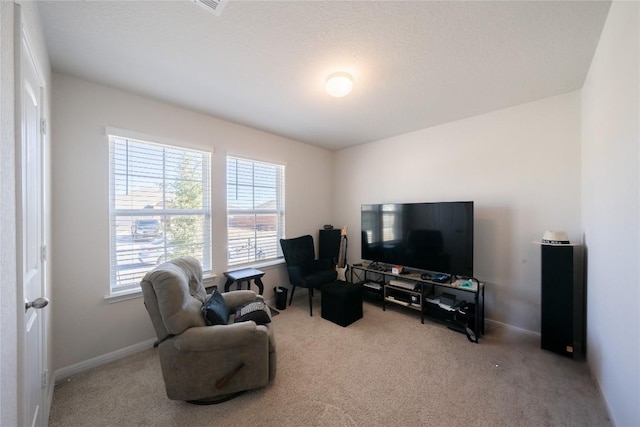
(333, 92, 582, 333)
(581, 1, 640, 425)
(50, 74, 333, 370)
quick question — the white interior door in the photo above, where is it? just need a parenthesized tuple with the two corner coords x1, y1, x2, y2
(19, 26, 47, 427)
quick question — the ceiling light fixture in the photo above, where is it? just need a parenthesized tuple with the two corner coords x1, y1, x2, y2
(325, 72, 353, 98)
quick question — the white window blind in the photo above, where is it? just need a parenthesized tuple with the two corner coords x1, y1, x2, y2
(109, 135, 212, 294)
(226, 156, 285, 266)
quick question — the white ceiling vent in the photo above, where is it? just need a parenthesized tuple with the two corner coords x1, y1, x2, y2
(193, 0, 228, 17)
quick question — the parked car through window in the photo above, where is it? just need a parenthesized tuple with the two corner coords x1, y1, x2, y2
(131, 219, 162, 241)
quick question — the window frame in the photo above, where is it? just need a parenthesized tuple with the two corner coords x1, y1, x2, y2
(226, 155, 285, 267)
(107, 131, 212, 296)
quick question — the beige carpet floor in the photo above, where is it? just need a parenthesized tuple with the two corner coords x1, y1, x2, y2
(49, 297, 611, 427)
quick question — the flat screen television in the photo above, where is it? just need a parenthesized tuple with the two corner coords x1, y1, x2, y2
(361, 201, 474, 277)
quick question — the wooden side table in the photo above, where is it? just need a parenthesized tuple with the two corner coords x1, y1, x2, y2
(223, 268, 265, 295)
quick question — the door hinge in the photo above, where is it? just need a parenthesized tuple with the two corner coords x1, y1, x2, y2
(41, 245, 47, 262)
(42, 370, 48, 388)
(40, 118, 47, 135)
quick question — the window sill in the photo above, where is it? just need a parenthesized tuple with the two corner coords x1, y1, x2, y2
(202, 273, 218, 288)
(106, 273, 218, 303)
(105, 288, 143, 303)
(228, 258, 285, 271)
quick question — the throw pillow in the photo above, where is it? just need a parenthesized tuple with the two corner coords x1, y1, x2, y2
(234, 301, 271, 325)
(201, 289, 229, 326)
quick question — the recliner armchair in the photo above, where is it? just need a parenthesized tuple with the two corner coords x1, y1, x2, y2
(280, 235, 337, 316)
(140, 256, 276, 403)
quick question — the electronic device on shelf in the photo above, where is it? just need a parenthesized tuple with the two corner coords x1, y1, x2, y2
(362, 282, 382, 291)
(431, 273, 451, 283)
(350, 262, 485, 343)
(367, 262, 387, 271)
(349, 262, 484, 343)
(388, 279, 418, 291)
(391, 265, 404, 275)
(439, 292, 456, 306)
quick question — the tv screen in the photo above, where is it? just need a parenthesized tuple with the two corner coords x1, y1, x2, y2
(361, 201, 474, 277)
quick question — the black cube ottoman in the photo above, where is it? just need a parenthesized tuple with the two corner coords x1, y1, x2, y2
(321, 281, 364, 327)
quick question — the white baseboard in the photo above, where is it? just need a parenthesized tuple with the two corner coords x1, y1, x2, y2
(485, 317, 541, 337)
(54, 293, 283, 386)
(53, 338, 156, 383)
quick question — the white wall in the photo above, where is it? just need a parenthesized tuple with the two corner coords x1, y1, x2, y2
(333, 92, 582, 332)
(50, 73, 334, 370)
(581, 2, 639, 426)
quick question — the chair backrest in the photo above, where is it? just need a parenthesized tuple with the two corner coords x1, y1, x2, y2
(140, 256, 208, 342)
(280, 235, 315, 268)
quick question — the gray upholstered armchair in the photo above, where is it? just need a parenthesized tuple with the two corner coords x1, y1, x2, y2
(140, 257, 276, 403)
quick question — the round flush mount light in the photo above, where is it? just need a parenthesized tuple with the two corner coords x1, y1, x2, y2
(325, 72, 353, 98)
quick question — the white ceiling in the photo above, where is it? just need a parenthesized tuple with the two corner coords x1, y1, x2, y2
(37, 0, 611, 151)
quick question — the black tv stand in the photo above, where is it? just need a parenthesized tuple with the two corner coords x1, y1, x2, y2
(350, 264, 485, 343)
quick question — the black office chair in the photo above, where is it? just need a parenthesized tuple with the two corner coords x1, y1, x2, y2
(280, 235, 337, 316)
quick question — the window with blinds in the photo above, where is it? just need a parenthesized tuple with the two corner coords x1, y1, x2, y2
(226, 156, 285, 266)
(109, 135, 212, 294)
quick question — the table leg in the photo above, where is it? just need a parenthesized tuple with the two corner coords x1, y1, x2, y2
(474, 290, 480, 343)
(254, 277, 264, 295)
(224, 278, 234, 293)
(481, 286, 485, 335)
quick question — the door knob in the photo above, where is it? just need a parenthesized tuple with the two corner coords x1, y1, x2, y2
(25, 297, 49, 311)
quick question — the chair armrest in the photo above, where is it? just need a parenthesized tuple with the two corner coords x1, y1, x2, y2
(222, 290, 258, 310)
(173, 322, 266, 352)
(312, 258, 332, 271)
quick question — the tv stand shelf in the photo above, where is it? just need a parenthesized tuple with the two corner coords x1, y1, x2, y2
(349, 264, 485, 343)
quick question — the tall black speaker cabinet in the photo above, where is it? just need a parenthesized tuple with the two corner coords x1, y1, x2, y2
(319, 229, 342, 265)
(540, 244, 585, 358)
